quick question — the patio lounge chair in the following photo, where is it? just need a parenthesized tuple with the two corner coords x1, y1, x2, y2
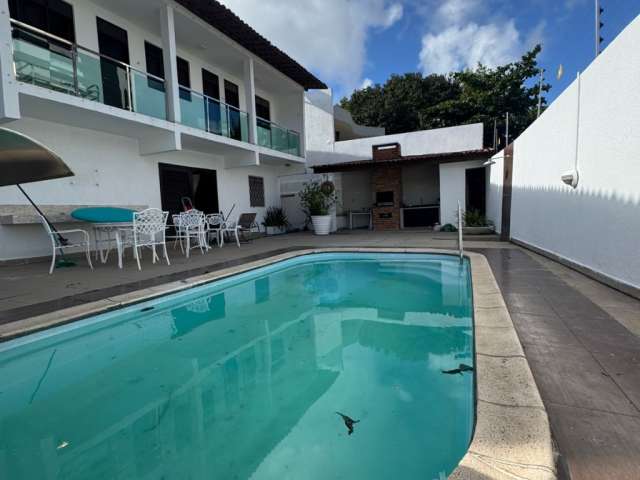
(38, 214, 93, 274)
(221, 213, 259, 247)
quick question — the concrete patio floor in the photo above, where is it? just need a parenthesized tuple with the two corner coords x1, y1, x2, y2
(0, 229, 638, 480)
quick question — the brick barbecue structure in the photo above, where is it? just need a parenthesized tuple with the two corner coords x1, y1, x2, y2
(371, 144, 402, 230)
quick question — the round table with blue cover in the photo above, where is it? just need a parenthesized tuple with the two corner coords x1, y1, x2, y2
(71, 207, 137, 264)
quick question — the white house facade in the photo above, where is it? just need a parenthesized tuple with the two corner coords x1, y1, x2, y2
(0, 0, 325, 260)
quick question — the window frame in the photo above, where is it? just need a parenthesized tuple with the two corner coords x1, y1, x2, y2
(248, 175, 265, 208)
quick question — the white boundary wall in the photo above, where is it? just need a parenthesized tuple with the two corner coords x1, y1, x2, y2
(490, 15, 640, 290)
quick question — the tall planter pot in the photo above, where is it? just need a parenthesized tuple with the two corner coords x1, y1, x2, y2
(311, 215, 331, 235)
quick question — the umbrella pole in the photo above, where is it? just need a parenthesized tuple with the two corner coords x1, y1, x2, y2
(16, 184, 69, 246)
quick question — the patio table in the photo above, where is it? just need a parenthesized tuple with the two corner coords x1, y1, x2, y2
(71, 208, 136, 264)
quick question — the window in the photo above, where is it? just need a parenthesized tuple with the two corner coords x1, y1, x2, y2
(9, 0, 75, 43)
(177, 56, 190, 100)
(144, 42, 164, 91)
(144, 42, 164, 78)
(177, 57, 190, 87)
(255, 95, 270, 121)
(202, 69, 219, 100)
(248, 176, 265, 207)
(224, 80, 239, 108)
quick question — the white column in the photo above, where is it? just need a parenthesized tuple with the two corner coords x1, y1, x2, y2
(243, 57, 257, 144)
(160, 4, 180, 123)
(0, 0, 20, 121)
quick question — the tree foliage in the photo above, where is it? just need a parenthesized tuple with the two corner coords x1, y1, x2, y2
(339, 46, 550, 147)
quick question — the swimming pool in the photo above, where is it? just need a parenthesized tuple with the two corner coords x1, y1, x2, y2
(0, 252, 474, 479)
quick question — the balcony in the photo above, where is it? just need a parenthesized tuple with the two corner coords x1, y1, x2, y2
(178, 87, 249, 143)
(257, 118, 301, 157)
(10, 20, 167, 121)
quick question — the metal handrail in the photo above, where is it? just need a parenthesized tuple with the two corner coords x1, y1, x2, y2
(256, 115, 300, 137)
(457, 201, 464, 261)
(256, 115, 301, 155)
(10, 19, 165, 83)
(178, 85, 245, 114)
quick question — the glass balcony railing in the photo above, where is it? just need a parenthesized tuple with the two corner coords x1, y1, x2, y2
(257, 118, 301, 157)
(179, 87, 249, 143)
(10, 20, 167, 120)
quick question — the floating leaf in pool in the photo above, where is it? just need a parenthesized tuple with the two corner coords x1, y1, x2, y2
(441, 363, 474, 375)
(336, 412, 360, 435)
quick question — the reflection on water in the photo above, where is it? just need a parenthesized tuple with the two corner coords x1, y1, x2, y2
(0, 254, 473, 480)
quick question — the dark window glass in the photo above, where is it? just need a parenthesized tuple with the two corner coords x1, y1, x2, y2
(177, 57, 190, 87)
(248, 176, 265, 207)
(144, 42, 164, 78)
(144, 42, 164, 92)
(224, 80, 239, 108)
(97, 17, 130, 110)
(9, 0, 75, 42)
(202, 69, 219, 99)
(177, 57, 190, 100)
(255, 95, 270, 121)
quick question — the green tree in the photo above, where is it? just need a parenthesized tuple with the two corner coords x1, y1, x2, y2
(340, 46, 550, 146)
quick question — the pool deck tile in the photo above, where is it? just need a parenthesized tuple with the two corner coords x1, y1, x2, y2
(478, 248, 640, 480)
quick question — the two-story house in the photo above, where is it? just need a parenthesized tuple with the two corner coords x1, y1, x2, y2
(0, 0, 325, 260)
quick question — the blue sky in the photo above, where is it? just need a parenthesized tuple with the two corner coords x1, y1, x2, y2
(221, 0, 640, 105)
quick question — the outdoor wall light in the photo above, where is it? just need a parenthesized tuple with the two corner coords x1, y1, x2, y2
(561, 169, 579, 188)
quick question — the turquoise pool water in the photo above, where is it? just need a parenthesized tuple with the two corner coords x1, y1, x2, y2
(0, 253, 474, 479)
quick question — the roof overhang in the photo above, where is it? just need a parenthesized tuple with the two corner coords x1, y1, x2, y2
(311, 149, 495, 173)
(174, 0, 327, 90)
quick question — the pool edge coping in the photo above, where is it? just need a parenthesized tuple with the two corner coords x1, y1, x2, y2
(0, 247, 557, 479)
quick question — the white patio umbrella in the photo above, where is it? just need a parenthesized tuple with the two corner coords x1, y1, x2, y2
(0, 127, 76, 262)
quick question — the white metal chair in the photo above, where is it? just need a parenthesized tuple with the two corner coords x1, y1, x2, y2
(116, 208, 170, 270)
(38, 214, 93, 274)
(205, 213, 224, 247)
(179, 210, 208, 258)
(170, 213, 186, 252)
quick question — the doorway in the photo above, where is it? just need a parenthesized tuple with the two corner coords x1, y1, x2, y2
(97, 17, 129, 109)
(158, 164, 219, 217)
(465, 167, 486, 215)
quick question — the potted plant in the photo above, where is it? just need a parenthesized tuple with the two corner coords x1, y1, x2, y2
(299, 180, 337, 235)
(262, 206, 289, 235)
(459, 209, 494, 235)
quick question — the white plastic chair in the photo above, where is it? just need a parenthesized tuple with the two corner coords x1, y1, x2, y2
(179, 210, 208, 258)
(205, 213, 224, 247)
(38, 214, 93, 274)
(116, 208, 170, 270)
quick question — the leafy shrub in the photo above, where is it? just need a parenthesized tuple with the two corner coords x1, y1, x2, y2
(262, 207, 289, 228)
(462, 209, 493, 227)
(440, 223, 458, 232)
(299, 181, 337, 216)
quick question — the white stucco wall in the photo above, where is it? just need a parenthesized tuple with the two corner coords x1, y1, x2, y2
(507, 14, 640, 289)
(0, 118, 290, 259)
(438, 159, 487, 226)
(304, 89, 335, 161)
(309, 123, 484, 167)
(486, 149, 504, 234)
